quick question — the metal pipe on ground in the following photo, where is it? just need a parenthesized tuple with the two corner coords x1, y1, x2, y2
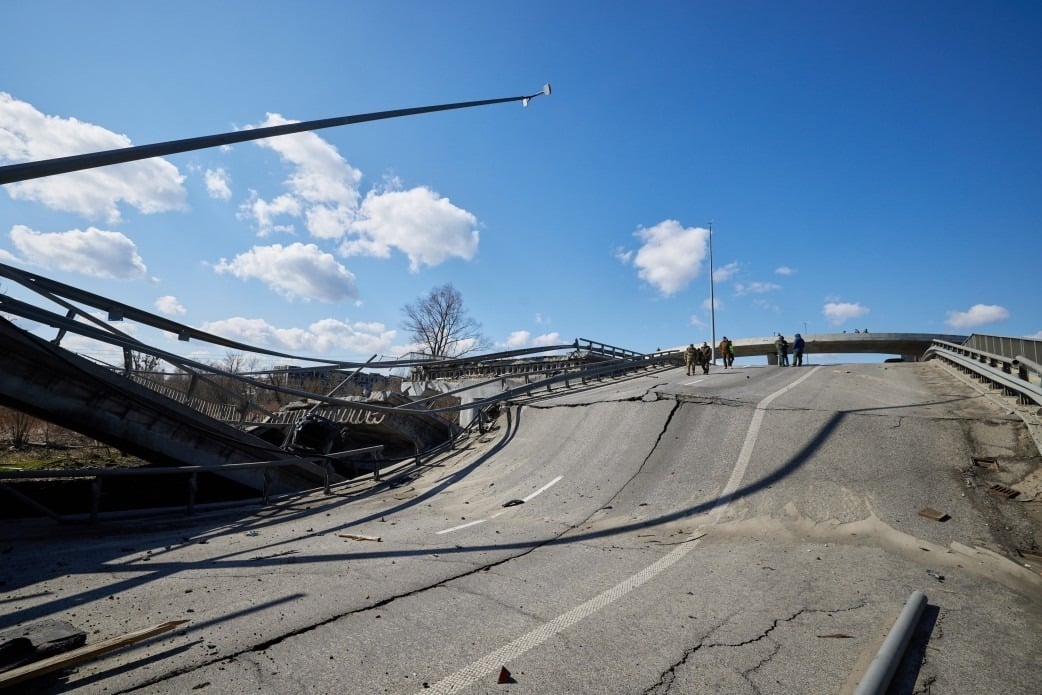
(853, 590, 927, 695)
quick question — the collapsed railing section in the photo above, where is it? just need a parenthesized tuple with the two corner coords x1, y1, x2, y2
(413, 339, 680, 382)
(924, 339, 1042, 407)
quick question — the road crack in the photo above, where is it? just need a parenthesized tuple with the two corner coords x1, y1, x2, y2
(643, 602, 866, 694)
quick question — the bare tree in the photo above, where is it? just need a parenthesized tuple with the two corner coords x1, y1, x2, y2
(126, 350, 164, 385)
(0, 407, 36, 448)
(402, 284, 488, 358)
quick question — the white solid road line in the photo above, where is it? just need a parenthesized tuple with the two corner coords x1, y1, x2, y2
(420, 367, 822, 694)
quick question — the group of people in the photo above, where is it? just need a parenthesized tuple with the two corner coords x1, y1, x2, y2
(774, 333, 806, 366)
(684, 342, 712, 375)
(683, 333, 808, 373)
(683, 337, 736, 375)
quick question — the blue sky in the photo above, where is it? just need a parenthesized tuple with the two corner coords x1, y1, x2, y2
(1, 1, 1040, 366)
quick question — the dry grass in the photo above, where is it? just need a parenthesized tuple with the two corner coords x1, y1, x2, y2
(0, 409, 149, 471)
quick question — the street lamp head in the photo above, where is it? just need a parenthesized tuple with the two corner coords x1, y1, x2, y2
(523, 83, 552, 107)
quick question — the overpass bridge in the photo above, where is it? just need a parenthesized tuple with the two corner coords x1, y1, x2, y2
(724, 332, 969, 364)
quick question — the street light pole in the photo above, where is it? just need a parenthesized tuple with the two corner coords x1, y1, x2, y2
(0, 84, 552, 185)
(708, 221, 716, 363)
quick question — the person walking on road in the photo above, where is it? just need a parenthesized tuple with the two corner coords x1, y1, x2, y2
(700, 342, 712, 374)
(792, 333, 805, 366)
(684, 343, 697, 376)
(719, 337, 732, 368)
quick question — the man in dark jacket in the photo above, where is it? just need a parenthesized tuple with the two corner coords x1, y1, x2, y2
(792, 333, 806, 366)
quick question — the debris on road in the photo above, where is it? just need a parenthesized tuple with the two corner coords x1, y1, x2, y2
(0, 619, 85, 672)
(250, 549, 299, 561)
(918, 507, 950, 522)
(338, 533, 382, 542)
(497, 666, 516, 684)
(0, 620, 187, 688)
(973, 457, 999, 471)
(927, 570, 945, 582)
(502, 499, 524, 507)
(1018, 548, 1042, 565)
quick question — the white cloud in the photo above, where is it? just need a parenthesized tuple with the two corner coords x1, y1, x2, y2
(503, 330, 531, 348)
(213, 242, 357, 302)
(945, 304, 1009, 329)
(626, 220, 709, 296)
(499, 330, 561, 349)
(238, 114, 480, 271)
(775, 266, 795, 276)
(1027, 330, 1042, 340)
(734, 281, 781, 296)
(344, 186, 479, 272)
(237, 191, 302, 236)
(204, 168, 232, 200)
(713, 261, 739, 282)
(237, 113, 361, 239)
(0, 93, 186, 222)
(307, 203, 357, 241)
(702, 297, 720, 311)
(823, 301, 869, 325)
(155, 295, 186, 316)
(9, 224, 147, 279)
(201, 316, 395, 355)
(251, 114, 362, 206)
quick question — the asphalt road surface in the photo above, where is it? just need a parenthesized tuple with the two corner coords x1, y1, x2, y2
(2, 360, 1041, 694)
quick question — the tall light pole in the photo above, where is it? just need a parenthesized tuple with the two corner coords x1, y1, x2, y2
(708, 221, 716, 363)
(0, 84, 552, 185)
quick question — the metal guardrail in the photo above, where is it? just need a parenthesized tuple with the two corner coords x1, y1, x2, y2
(924, 340, 1042, 407)
(0, 445, 383, 523)
(962, 334, 1042, 365)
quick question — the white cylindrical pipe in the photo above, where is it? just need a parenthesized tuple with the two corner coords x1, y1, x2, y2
(854, 590, 928, 695)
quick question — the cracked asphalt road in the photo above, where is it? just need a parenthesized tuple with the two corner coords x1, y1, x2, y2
(2, 361, 1041, 694)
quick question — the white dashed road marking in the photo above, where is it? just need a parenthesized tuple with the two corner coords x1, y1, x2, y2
(435, 476, 563, 533)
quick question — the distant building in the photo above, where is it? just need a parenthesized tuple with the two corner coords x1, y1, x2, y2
(270, 366, 401, 396)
